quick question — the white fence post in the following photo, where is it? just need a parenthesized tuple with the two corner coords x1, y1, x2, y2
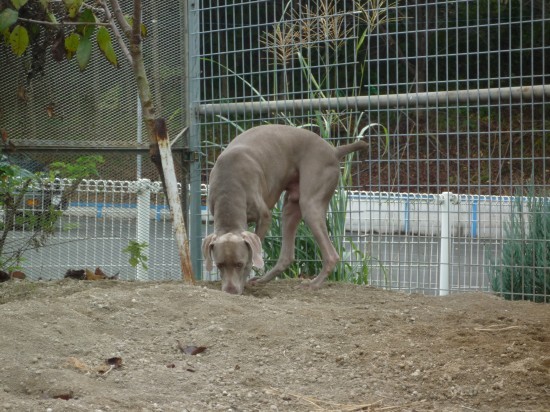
(439, 192, 451, 296)
(136, 178, 151, 280)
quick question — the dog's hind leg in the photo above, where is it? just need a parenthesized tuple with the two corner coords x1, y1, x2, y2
(301, 203, 340, 289)
(252, 191, 302, 284)
(298, 166, 341, 289)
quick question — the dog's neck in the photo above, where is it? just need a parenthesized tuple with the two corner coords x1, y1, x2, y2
(212, 195, 249, 235)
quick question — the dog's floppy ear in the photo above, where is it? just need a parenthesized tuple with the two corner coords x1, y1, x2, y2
(241, 231, 264, 269)
(202, 234, 217, 271)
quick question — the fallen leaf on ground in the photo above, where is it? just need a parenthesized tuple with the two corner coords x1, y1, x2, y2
(64, 269, 85, 280)
(52, 391, 73, 400)
(106, 357, 123, 367)
(10, 271, 25, 279)
(94, 267, 108, 278)
(67, 357, 91, 372)
(177, 340, 208, 355)
(85, 268, 105, 281)
(0, 270, 10, 282)
(185, 346, 207, 355)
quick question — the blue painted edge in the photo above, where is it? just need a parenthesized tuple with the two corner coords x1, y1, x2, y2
(69, 202, 208, 221)
(471, 198, 478, 238)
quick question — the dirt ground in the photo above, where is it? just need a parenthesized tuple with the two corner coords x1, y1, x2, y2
(0, 279, 549, 412)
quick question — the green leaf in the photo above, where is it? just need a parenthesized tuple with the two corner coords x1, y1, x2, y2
(1, 28, 10, 45)
(123, 240, 149, 269)
(11, 0, 28, 10)
(9, 24, 28, 56)
(27, 22, 40, 38)
(0, 8, 19, 32)
(64, 32, 79, 54)
(63, 0, 83, 19)
(96, 26, 118, 68)
(124, 15, 148, 38)
(39, 0, 48, 9)
(46, 12, 58, 24)
(77, 7, 96, 37)
(76, 34, 91, 71)
(96, 26, 109, 45)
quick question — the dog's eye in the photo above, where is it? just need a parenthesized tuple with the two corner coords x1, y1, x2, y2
(235, 263, 243, 269)
(217, 263, 225, 270)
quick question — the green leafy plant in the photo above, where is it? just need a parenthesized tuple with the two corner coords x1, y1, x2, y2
(123, 240, 149, 270)
(0, 255, 24, 275)
(0, 153, 104, 272)
(0, 0, 122, 70)
(488, 194, 550, 303)
(49, 155, 104, 181)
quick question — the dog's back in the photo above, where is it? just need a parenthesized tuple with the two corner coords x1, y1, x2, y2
(221, 124, 334, 164)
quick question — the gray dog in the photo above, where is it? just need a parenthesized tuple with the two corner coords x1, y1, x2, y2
(202, 124, 368, 294)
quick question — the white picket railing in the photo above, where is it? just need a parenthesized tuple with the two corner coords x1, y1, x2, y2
(345, 190, 525, 239)
(7, 179, 540, 297)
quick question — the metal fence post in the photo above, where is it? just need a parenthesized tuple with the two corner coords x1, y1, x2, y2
(187, 0, 203, 280)
(136, 178, 151, 280)
(439, 192, 451, 296)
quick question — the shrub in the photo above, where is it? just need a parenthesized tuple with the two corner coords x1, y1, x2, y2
(489, 194, 550, 303)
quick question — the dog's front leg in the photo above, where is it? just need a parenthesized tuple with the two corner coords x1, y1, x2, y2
(253, 206, 272, 241)
(249, 195, 302, 286)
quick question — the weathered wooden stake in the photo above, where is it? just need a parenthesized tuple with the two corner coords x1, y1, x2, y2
(153, 118, 195, 283)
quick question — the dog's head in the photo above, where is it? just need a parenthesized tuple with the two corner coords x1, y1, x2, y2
(202, 231, 264, 295)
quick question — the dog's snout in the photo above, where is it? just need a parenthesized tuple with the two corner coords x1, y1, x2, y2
(223, 282, 240, 295)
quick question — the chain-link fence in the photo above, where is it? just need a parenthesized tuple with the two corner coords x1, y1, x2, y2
(0, 0, 187, 180)
(0, 0, 188, 280)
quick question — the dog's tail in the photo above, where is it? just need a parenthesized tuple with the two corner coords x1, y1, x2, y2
(335, 137, 369, 158)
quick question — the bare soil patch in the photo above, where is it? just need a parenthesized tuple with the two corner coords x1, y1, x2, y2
(0, 279, 549, 411)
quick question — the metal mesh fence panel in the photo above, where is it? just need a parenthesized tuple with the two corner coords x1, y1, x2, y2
(0, 1, 187, 178)
(2, 179, 180, 280)
(189, 0, 549, 300)
(0, 1, 187, 281)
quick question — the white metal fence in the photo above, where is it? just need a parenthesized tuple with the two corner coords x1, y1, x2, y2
(345, 191, 543, 295)
(3, 180, 179, 282)
(5, 179, 548, 300)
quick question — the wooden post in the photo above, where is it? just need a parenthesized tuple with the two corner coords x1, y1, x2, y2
(153, 118, 195, 283)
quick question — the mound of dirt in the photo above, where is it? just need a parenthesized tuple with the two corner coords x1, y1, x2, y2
(0, 279, 548, 411)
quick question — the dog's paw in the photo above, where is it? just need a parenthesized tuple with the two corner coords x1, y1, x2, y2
(299, 279, 325, 291)
(248, 277, 261, 286)
(297, 280, 315, 291)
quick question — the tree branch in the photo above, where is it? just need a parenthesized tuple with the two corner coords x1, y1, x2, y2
(108, 0, 132, 38)
(127, 0, 155, 141)
(17, 17, 111, 27)
(100, 0, 132, 65)
(131, 0, 142, 47)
